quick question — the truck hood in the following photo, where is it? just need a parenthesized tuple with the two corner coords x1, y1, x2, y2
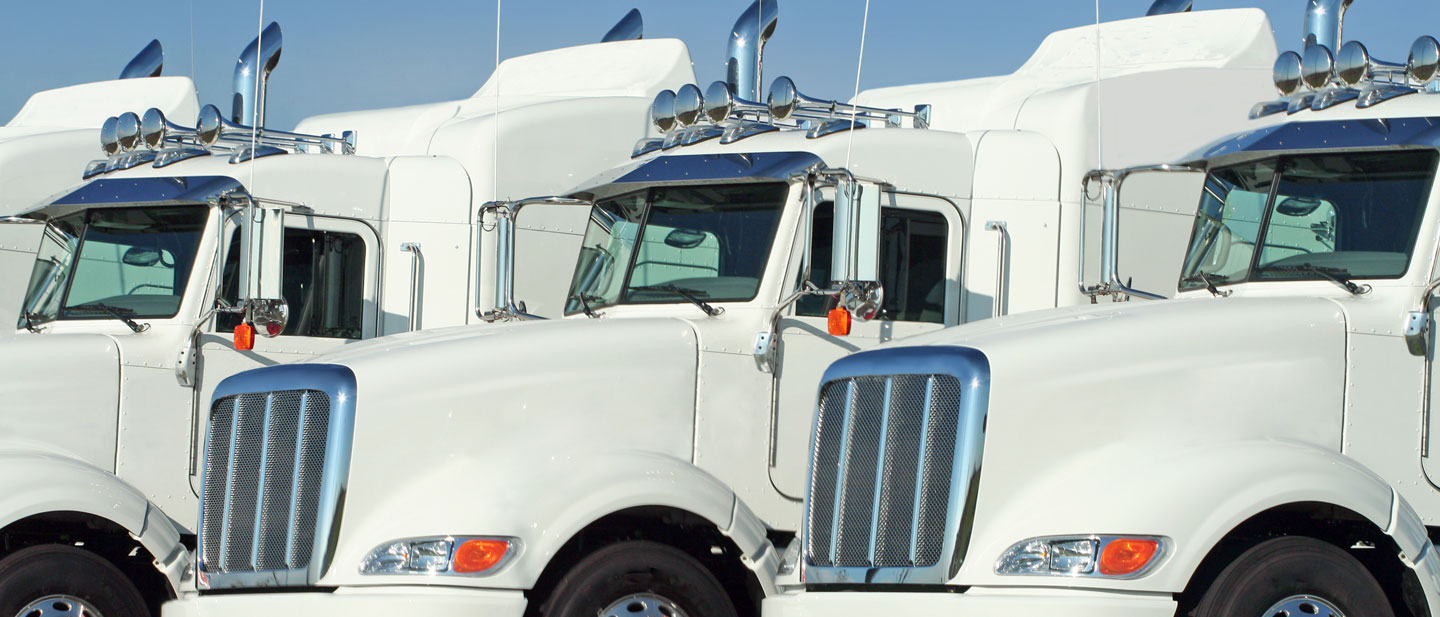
(879, 296, 1350, 585)
(305, 317, 703, 586)
(0, 333, 121, 470)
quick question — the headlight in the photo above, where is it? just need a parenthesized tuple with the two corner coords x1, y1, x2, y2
(360, 536, 518, 576)
(995, 535, 1166, 579)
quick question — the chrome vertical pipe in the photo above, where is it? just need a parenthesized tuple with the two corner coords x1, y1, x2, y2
(120, 39, 164, 79)
(726, 0, 779, 102)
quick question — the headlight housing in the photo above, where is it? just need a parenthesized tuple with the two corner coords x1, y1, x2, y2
(995, 535, 1167, 579)
(360, 536, 518, 576)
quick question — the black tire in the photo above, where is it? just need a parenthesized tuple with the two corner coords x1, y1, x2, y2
(1191, 536, 1394, 617)
(541, 540, 737, 617)
(0, 544, 150, 617)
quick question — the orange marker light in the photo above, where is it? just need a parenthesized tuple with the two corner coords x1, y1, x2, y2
(452, 539, 509, 574)
(1098, 538, 1159, 576)
(233, 323, 255, 351)
(827, 307, 852, 336)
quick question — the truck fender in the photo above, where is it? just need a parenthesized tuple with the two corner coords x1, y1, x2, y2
(972, 439, 1399, 592)
(516, 450, 759, 586)
(1388, 489, 1440, 612)
(0, 449, 187, 594)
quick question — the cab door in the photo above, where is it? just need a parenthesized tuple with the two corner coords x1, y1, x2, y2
(188, 214, 378, 494)
(768, 192, 964, 499)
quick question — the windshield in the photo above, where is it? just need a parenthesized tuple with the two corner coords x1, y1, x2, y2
(20, 205, 211, 326)
(564, 182, 789, 315)
(1179, 150, 1436, 290)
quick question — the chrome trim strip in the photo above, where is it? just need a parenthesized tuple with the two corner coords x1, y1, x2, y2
(908, 377, 935, 565)
(865, 378, 893, 563)
(250, 393, 274, 569)
(803, 346, 990, 585)
(284, 391, 309, 567)
(826, 381, 856, 566)
(218, 397, 240, 570)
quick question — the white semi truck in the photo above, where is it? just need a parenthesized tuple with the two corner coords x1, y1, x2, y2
(0, 16, 689, 617)
(764, 1, 1440, 616)
(1, 40, 200, 328)
(164, 5, 1287, 617)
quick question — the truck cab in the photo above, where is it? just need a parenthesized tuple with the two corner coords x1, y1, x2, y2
(0, 40, 200, 327)
(165, 6, 1288, 617)
(0, 23, 689, 617)
(765, 3, 1440, 617)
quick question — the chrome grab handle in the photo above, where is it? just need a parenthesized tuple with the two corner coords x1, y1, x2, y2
(401, 243, 422, 331)
(985, 221, 1009, 317)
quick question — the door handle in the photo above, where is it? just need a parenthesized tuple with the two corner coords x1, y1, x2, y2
(985, 221, 1009, 317)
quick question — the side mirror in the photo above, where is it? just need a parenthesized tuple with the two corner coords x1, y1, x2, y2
(838, 280, 883, 322)
(830, 178, 880, 284)
(121, 246, 163, 267)
(249, 297, 289, 338)
(238, 197, 284, 301)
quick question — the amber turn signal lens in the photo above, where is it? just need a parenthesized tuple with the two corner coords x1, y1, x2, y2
(452, 539, 509, 574)
(827, 307, 851, 336)
(233, 323, 255, 351)
(1098, 538, 1159, 576)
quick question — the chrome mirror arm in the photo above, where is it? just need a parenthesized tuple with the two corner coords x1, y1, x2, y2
(477, 196, 593, 323)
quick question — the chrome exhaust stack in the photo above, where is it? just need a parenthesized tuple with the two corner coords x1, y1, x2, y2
(726, 0, 778, 103)
(1145, 0, 1193, 16)
(601, 8, 643, 42)
(232, 22, 283, 128)
(119, 39, 164, 79)
(1303, 0, 1353, 51)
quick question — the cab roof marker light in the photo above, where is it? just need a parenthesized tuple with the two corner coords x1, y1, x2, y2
(996, 535, 1168, 579)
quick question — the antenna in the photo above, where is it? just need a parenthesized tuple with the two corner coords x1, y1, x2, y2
(1094, 0, 1103, 170)
(844, 0, 872, 171)
(250, 0, 265, 196)
(494, 0, 502, 203)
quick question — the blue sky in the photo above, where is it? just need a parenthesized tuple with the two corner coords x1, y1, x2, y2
(3, 1, 1438, 130)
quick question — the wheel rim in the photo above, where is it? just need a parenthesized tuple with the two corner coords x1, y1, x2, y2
(1263, 594, 1344, 617)
(600, 593, 688, 617)
(14, 595, 103, 617)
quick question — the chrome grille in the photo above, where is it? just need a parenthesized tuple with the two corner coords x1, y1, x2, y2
(200, 389, 331, 574)
(807, 374, 963, 569)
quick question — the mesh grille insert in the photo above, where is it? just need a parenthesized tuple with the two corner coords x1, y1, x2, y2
(806, 374, 964, 569)
(199, 389, 331, 575)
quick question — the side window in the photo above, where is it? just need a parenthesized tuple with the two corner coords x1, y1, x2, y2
(216, 227, 366, 339)
(797, 202, 950, 324)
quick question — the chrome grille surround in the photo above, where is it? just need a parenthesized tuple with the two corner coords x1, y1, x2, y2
(196, 364, 358, 589)
(804, 346, 989, 585)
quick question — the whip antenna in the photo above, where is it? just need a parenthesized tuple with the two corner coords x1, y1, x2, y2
(250, 0, 265, 194)
(843, 0, 872, 170)
(494, 0, 502, 203)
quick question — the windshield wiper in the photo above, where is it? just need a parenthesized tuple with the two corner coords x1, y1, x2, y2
(629, 284, 725, 317)
(69, 302, 151, 333)
(569, 293, 604, 319)
(1180, 272, 1232, 298)
(1258, 264, 1372, 295)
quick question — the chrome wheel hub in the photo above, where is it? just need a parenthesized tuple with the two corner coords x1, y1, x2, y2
(601, 593, 687, 617)
(15, 595, 103, 617)
(1264, 594, 1344, 617)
